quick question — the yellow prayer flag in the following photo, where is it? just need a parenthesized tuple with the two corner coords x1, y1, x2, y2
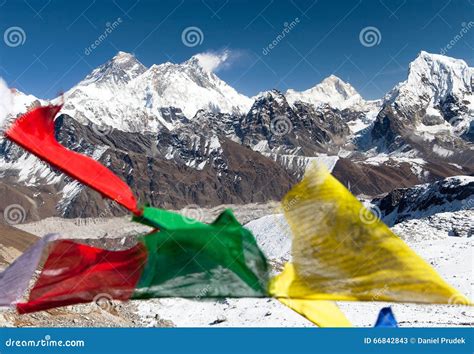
(277, 298, 352, 327)
(270, 163, 471, 305)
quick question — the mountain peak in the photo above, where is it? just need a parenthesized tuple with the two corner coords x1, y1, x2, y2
(386, 51, 473, 105)
(113, 51, 135, 60)
(412, 51, 470, 73)
(110, 51, 143, 67)
(253, 89, 287, 105)
(322, 74, 345, 84)
(318, 75, 359, 99)
(285, 75, 364, 110)
(124, 54, 251, 121)
(258, 89, 284, 97)
(181, 56, 212, 77)
(183, 55, 201, 67)
(80, 52, 147, 88)
(147, 56, 209, 75)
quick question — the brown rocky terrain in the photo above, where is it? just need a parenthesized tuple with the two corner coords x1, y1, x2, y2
(0, 224, 38, 265)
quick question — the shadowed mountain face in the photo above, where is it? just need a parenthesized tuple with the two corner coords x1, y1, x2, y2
(1, 114, 296, 221)
(372, 176, 474, 227)
(0, 51, 472, 221)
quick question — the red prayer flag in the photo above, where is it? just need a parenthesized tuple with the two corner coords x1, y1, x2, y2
(17, 240, 147, 314)
(5, 105, 141, 215)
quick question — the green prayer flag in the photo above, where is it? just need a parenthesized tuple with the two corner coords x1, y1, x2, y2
(132, 207, 269, 298)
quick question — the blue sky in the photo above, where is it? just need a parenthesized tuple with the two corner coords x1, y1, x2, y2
(0, 0, 473, 100)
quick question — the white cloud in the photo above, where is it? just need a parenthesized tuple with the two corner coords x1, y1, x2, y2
(194, 50, 234, 73)
(0, 78, 13, 130)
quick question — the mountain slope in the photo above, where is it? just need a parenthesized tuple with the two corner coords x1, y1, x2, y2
(60, 52, 252, 132)
(286, 75, 366, 110)
(0, 224, 38, 266)
(2, 112, 296, 220)
(131, 57, 252, 120)
(0, 51, 473, 219)
(373, 175, 474, 227)
(238, 90, 350, 177)
(370, 51, 473, 158)
(80, 51, 147, 88)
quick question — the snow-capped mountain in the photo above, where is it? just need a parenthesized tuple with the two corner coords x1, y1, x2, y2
(238, 89, 350, 176)
(0, 51, 473, 220)
(285, 75, 381, 142)
(391, 51, 474, 137)
(242, 89, 350, 152)
(130, 57, 252, 119)
(386, 51, 473, 111)
(286, 75, 368, 111)
(1, 82, 41, 135)
(60, 52, 252, 132)
(80, 51, 147, 89)
(10, 89, 42, 116)
(0, 88, 49, 220)
(60, 52, 158, 131)
(0, 87, 42, 124)
(371, 51, 473, 156)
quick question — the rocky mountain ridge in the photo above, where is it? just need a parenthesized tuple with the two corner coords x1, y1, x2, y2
(0, 51, 472, 221)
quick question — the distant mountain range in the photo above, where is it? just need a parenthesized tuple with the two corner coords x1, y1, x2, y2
(0, 50, 472, 221)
